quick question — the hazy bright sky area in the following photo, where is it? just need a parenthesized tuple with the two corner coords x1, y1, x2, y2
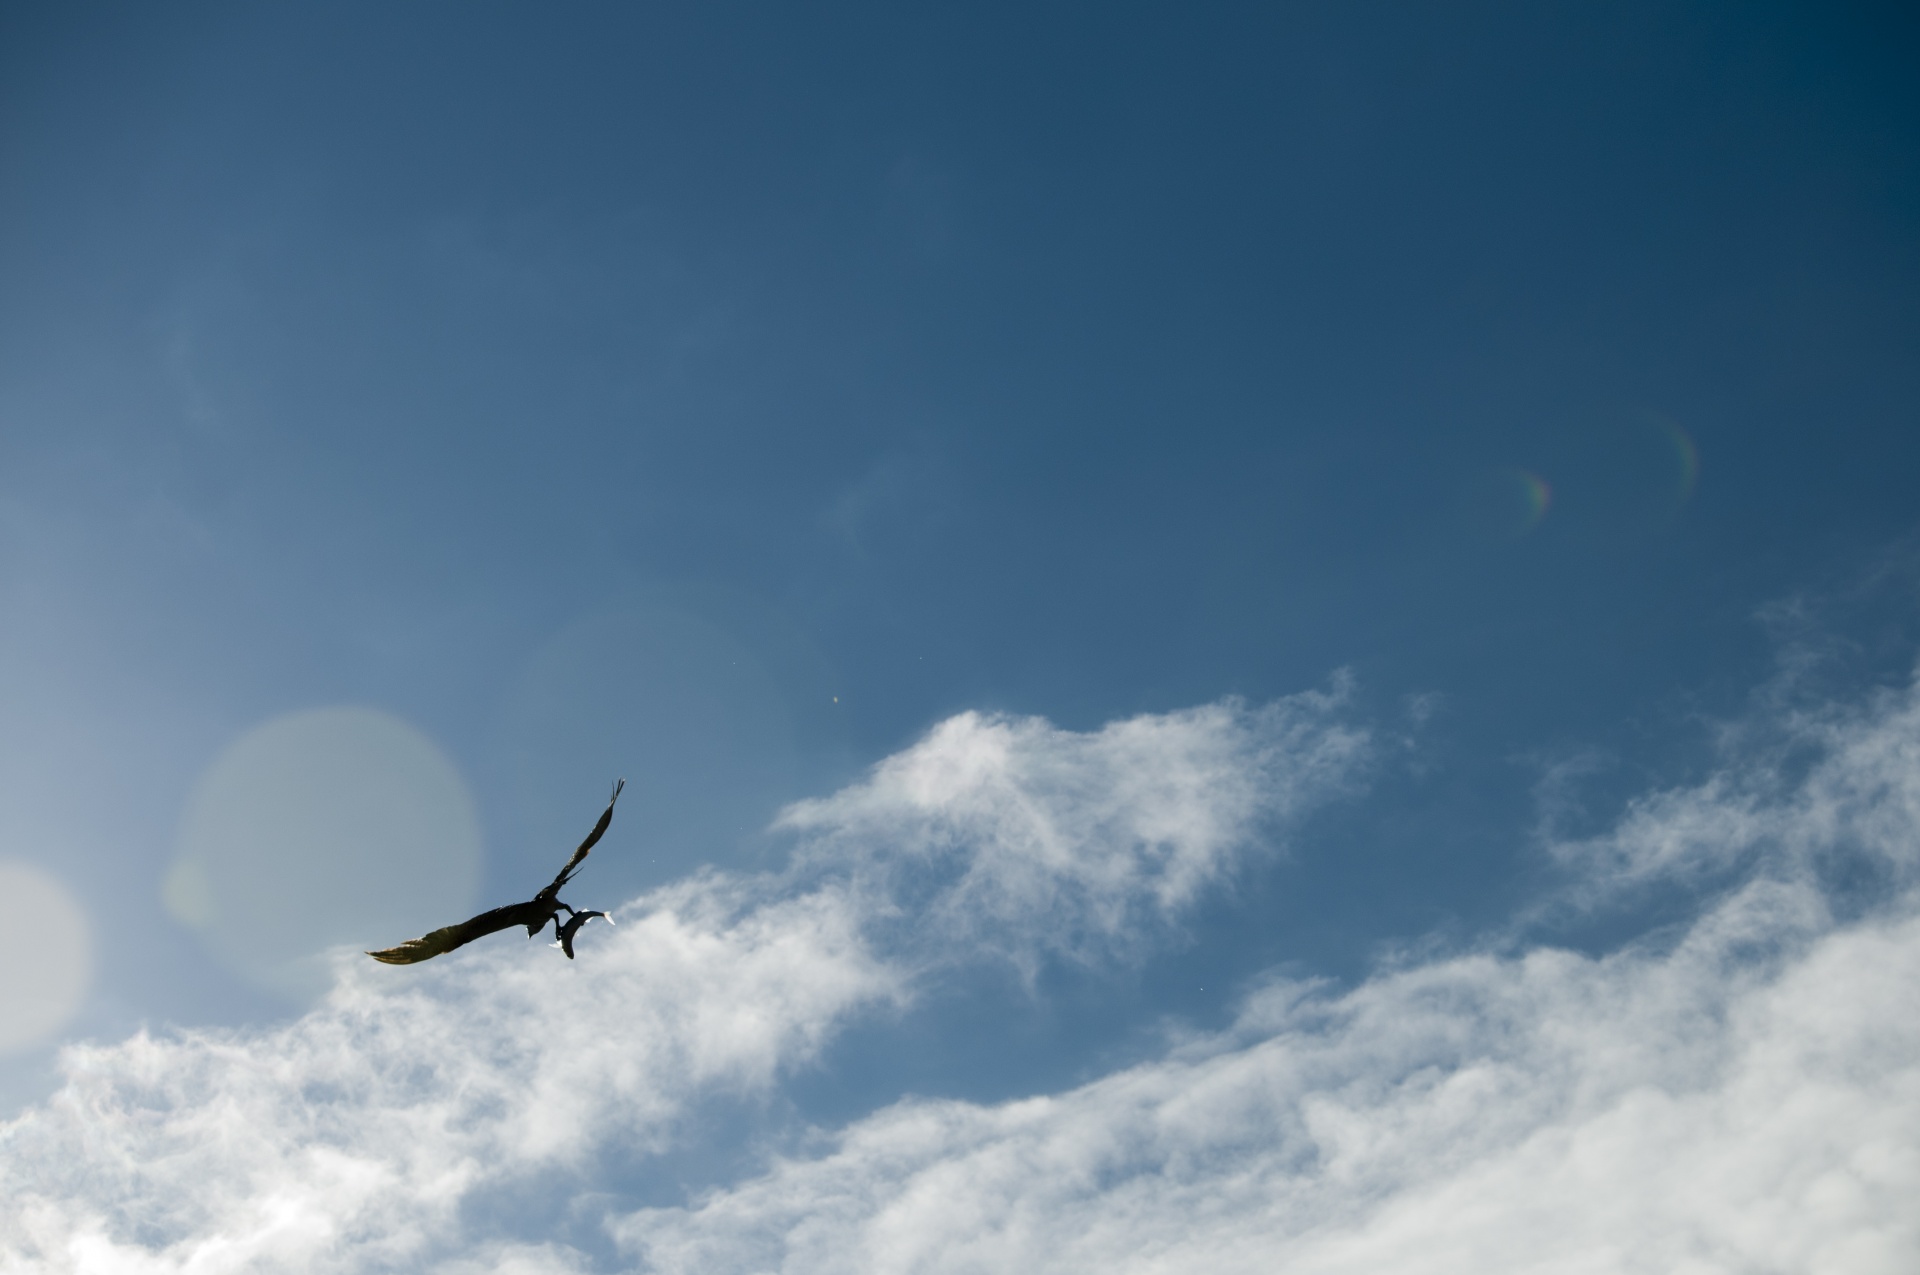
(3, 3, 1919, 1271)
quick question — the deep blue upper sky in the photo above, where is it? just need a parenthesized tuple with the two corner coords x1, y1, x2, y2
(2, 1, 1918, 1088)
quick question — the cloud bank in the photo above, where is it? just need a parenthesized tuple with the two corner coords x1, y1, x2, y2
(626, 674, 1920, 1273)
(625, 883, 1918, 1274)
(4, 674, 1918, 1273)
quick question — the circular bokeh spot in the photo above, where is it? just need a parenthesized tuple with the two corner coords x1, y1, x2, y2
(0, 861, 92, 1055)
(166, 707, 482, 997)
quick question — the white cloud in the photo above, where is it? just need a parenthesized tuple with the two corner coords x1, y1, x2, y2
(621, 875, 1920, 1273)
(1, 876, 896, 1273)
(1550, 675, 1920, 893)
(0, 693, 1364, 1273)
(779, 688, 1368, 971)
(9, 674, 1916, 1273)
(616, 676, 1920, 1274)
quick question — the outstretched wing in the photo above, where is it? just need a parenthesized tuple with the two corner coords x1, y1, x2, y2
(541, 778, 625, 898)
(367, 903, 532, 965)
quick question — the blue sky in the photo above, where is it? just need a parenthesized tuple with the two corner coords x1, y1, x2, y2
(3, 3, 1919, 1270)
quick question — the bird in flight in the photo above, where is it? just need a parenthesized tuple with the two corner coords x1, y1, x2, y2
(368, 779, 626, 965)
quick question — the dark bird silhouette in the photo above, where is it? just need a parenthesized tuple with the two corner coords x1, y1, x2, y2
(553, 909, 608, 959)
(368, 779, 625, 965)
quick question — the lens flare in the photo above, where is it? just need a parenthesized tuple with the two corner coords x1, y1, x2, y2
(1515, 468, 1552, 530)
(1664, 417, 1700, 505)
(1601, 410, 1700, 531)
(1459, 466, 1553, 540)
(0, 861, 91, 1054)
(167, 707, 483, 999)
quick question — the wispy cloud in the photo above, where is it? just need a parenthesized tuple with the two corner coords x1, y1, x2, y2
(0, 691, 1365, 1272)
(779, 687, 1369, 973)
(1548, 672, 1920, 896)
